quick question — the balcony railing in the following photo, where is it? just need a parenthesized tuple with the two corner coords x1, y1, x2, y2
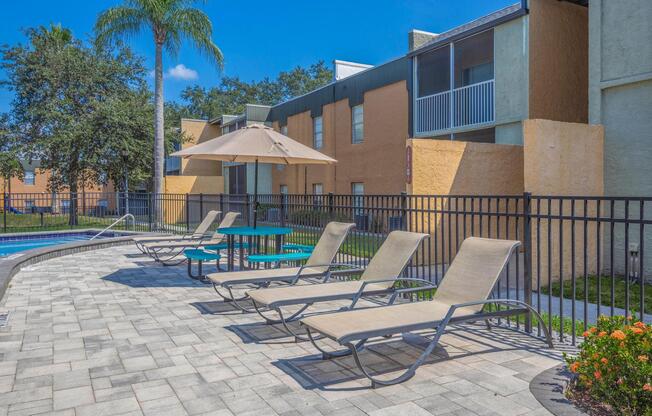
(415, 79, 495, 136)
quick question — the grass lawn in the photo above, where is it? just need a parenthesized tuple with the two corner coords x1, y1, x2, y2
(1, 213, 133, 233)
(540, 274, 652, 315)
(282, 228, 384, 258)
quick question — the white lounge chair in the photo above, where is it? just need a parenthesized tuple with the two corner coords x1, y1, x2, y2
(133, 210, 220, 253)
(300, 237, 553, 388)
(207, 222, 357, 311)
(144, 211, 240, 265)
(247, 230, 431, 341)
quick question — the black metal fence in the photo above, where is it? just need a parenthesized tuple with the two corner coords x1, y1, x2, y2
(2, 191, 650, 344)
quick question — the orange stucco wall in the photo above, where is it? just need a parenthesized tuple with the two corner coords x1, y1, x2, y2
(271, 81, 409, 195)
(529, 0, 589, 123)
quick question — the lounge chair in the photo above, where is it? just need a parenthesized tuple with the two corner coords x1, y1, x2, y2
(207, 222, 357, 311)
(133, 210, 220, 253)
(144, 211, 240, 265)
(300, 237, 553, 388)
(247, 230, 432, 341)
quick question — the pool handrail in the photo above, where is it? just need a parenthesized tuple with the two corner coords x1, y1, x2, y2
(90, 213, 135, 240)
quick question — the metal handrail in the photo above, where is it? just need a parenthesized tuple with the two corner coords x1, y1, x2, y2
(90, 213, 135, 240)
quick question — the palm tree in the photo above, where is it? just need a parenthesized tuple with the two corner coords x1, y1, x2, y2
(95, 0, 223, 202)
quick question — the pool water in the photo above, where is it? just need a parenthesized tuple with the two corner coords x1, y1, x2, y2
(0, 233, 113, 257)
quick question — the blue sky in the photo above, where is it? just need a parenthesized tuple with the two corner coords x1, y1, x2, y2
(0, 0, 515, 113)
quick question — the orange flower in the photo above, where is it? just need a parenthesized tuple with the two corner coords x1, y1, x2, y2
(638, 355, 649, 362)
(611, 330, 626, 340)
(583, 330, 590, 337)
(594, 370, 602, 380)
(592, 353, 600, 359)
(644, 384, 652, 392)
(589, 327, 598, 334)
(632, 327, 644, 335)
(598, 331, 607, 337)
(569, 362, 580, 373)
(634, 321, 646, 329)
(600, 358, 608, 365)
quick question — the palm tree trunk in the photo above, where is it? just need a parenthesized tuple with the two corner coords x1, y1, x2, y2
(153, 41, 165, 225)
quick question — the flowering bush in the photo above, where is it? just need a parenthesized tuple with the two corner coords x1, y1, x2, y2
(565, 315, 652, 415)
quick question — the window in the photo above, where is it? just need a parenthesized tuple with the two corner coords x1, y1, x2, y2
(313, 116, 323, 149)
(312, 183, 323, 206)
(280, 185, 288, 194)
(60, 199, 70, 214)
(352, 105, 364, 144)
(24, 200, 34, 211)
(280, 125, 288, 136)
(23, 171, 35, 185)
(351, 182, 364, 214)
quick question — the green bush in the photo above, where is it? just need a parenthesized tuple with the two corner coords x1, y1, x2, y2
(565, 315, 652, 415)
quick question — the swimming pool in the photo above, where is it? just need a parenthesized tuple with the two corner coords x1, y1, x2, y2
(0, 232, 123, 257)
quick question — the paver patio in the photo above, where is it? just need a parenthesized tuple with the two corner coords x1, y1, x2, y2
(0, 245, 570, 415)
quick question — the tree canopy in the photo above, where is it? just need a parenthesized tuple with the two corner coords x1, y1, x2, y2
(0, 25, 179, 222)
(173, 60, 333, 121)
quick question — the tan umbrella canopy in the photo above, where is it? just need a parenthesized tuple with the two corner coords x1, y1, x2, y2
(171, 124, 337, 226)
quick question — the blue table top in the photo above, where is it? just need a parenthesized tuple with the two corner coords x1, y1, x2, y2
(217, 226, 293, 236)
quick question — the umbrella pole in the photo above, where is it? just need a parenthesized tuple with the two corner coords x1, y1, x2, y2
(253, 159, 259, 228)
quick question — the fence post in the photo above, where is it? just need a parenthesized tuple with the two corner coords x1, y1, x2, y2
(400, 191, 408, 231)
(523, 192, 533, 333)
(280, 194, 286, 227)
(3, 193, 7, 233)
(245, 195, 251, 226)
(328, 192, 334, 221)
(199, 193, 204, 221)
(148, 193, 153, 232)
(185, 193, 190, 233)
(219, 193, 224, 215)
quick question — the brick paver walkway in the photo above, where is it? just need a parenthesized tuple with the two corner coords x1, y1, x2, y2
(0, 246, 566, 415)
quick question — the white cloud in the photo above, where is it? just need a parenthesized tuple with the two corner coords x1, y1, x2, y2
(166, 64, 198, 81)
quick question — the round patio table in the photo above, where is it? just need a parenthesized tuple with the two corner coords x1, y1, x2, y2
(217, 226, 293, 271)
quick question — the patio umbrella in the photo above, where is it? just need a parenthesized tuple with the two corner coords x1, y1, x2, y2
(171, 124, 337, 227)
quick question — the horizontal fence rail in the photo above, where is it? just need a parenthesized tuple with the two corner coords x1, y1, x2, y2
(2, 191, 650, 344)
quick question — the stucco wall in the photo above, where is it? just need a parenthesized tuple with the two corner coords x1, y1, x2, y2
(180, 119, 222, 177)
(494, 15, 529, 135)
(271, 81, 408, 195)
(163, 175, 224, 224)
(588, 0, 652, 280)
(407, 139, 524, 262)
(523, 119, 604, 285)
(528, 0, 588, 124)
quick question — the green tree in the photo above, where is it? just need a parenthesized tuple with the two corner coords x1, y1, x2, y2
(1, 25, 164, 224)
(178, 60, 334, 120)
(95, 0, 223, 201)
(0, 114, 24, 198)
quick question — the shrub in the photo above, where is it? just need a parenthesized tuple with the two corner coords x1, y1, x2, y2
(565, 315, 652, 415)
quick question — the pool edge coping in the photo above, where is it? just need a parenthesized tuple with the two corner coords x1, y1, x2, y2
(0, 231, 150, 303)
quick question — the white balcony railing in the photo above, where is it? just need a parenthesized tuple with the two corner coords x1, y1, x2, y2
(415, 79, 494, 136)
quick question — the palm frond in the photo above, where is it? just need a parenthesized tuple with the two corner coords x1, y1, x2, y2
(169, 8, 223, 68)
(95, 6, 149, 46)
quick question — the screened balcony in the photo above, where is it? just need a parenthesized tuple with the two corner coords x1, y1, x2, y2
(414, 30, 495, 136)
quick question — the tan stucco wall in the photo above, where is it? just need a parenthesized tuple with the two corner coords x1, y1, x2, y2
(180, 119, 222, 177)
(164, 175, 224, 195)
(163, 175, 224, 224)
(408, 139, 524, 196)
(529, 0, 588, 123)
(271, 81, 409, 195)
(524, 119, 604, 285)
(407, 139, 524, 261)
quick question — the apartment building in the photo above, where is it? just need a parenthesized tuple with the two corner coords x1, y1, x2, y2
(176, 0, 596, 199)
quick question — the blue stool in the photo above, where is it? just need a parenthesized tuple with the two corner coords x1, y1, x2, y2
(247, 251, 311, 268)
(184, 249, 221, 281)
